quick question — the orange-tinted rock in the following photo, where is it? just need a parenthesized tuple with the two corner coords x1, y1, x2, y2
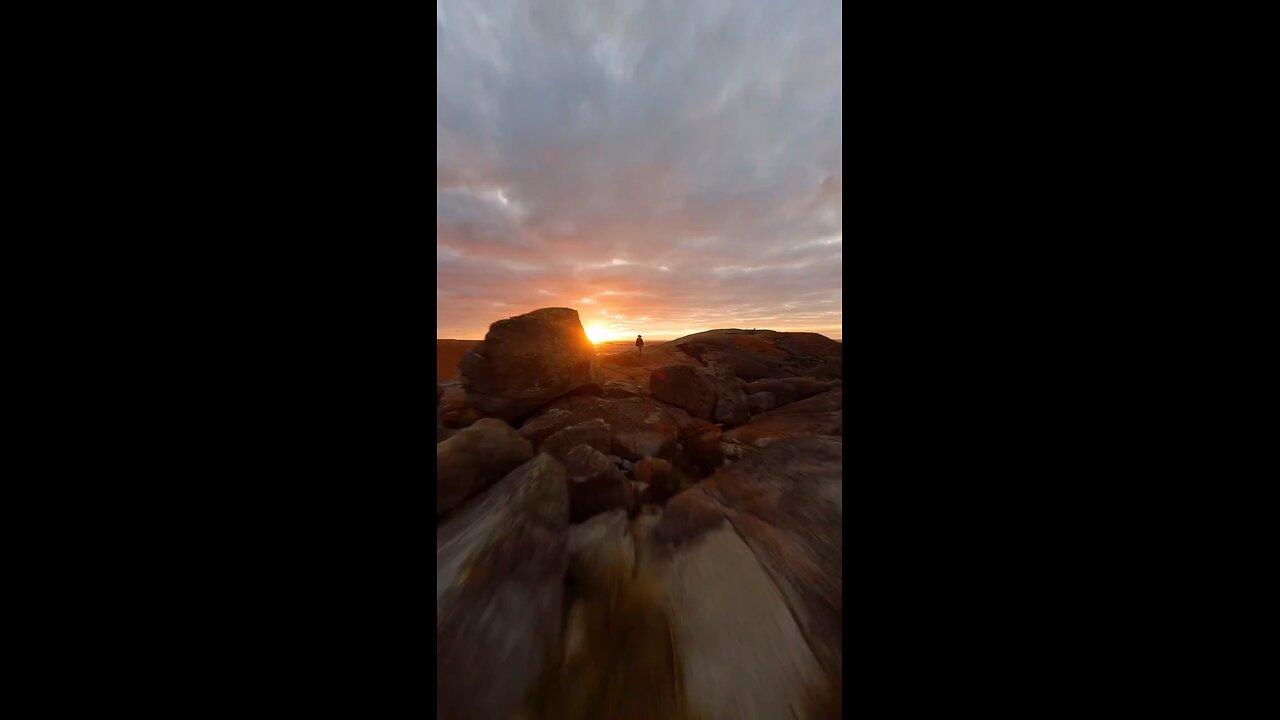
(634, 457, 681, 503)
(723, 389, 842, 448)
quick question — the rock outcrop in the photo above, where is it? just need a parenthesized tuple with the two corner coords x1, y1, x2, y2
(670, 329, 842, 381)
(437, 454, 570, 720)
(436, 418, 533, 517)
(459, 308, 602, 423)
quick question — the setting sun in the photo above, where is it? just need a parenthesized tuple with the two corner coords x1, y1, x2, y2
(585, 326, 611, 344)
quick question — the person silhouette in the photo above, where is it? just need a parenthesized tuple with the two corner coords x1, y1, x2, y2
(635, 334, 644, 356)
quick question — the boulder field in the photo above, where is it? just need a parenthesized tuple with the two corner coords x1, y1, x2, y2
(436, 308, 842, 720)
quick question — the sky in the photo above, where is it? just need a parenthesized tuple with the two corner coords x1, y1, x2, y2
(437, 0, 841, 342)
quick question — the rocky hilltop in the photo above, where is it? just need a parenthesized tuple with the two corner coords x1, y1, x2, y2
(437, 308, 842, 720)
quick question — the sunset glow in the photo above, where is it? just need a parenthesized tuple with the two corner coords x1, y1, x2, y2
(584, 326, 612, 344)
(436, 1, 841, 342)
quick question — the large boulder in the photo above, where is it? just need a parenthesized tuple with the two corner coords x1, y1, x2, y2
(723, 389, 842, 448)
(539, 395, 681, 462)
(436, 418, 533, 518)
(540, 418, 611, 462)
(437, 454, 570, 720)
(459, 308, 602, 423)
(649, 363, 750, 426)
(563, 444, 633, 522)
(640, 436, 843, 720)
(648, 365, 717, 420)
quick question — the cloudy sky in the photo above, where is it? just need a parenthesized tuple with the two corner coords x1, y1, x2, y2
(437, 0, 841, 341)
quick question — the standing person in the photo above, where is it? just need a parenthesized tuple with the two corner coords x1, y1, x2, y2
(636, 334, 644, 356)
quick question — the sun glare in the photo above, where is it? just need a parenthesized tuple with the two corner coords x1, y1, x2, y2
(585, 326, 611, 344)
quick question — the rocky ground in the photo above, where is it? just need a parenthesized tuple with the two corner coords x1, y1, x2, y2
(437, 307, 842, 720)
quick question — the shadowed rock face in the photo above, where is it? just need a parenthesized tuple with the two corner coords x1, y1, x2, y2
(649, 365, 717, 420)
(563, 444, 633, 522)
(437, 454, 570, 720)
(460, 308, 602, 423)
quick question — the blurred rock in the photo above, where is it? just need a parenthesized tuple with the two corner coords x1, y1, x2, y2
(567, 508, 635, 583)
(436, 418, 533, 517)
(637, 436, 843, 720)
(747, 391, 777, 414)
(634, 457, 680, 503)
(437, 454, 569, 720)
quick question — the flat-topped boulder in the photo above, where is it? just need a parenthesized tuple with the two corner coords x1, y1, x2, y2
(459, 308, 602, 423)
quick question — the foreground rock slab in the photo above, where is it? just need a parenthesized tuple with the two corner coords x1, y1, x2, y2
(640, 436, 843, 719)
(459, 307, 601, 423)
(437, 454, 570, 720)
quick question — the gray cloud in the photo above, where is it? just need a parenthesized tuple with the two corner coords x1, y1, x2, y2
(437, 0, 841, 339)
